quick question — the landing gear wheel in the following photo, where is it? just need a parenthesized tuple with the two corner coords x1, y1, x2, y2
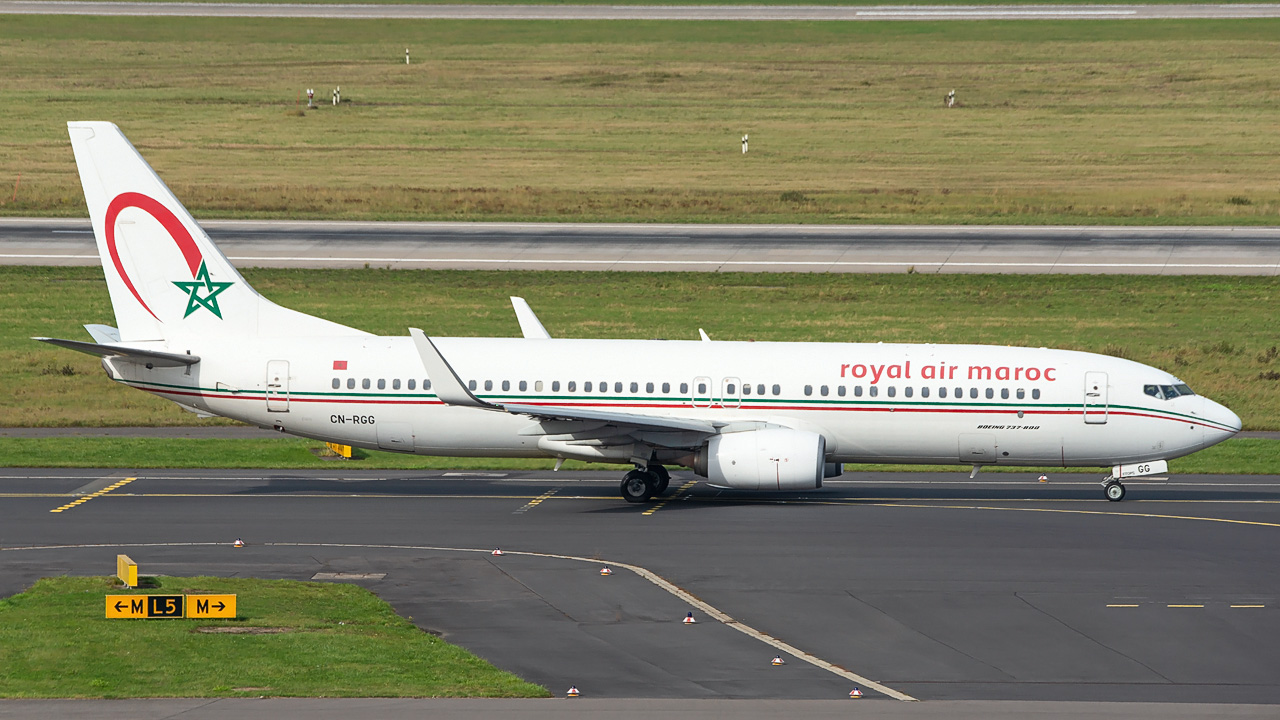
(647, 465, 671, 495)
(621, 469, 656, 503)
(1104, 481, 1126, 502)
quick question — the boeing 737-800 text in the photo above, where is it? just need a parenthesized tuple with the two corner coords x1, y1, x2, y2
(38, 123, 1242, 503)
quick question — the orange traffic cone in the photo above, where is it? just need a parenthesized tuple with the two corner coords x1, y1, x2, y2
(600, 567, 612, 576)
(233, 538, 245, 548)
(491, 548, 504, 556)
(566, 685, 580, 698)
(849, 688, 863, 699)
(771, 655, 786, 666)
(683, 612, 696, 624)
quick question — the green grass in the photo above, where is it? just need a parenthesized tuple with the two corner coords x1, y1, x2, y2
(5, 267, 1278, 428)
(1, 436, 1274, 474)
(2, 17, 1278, 224)
(0, 576, 548, 698)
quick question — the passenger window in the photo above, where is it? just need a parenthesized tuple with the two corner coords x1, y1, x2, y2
(955, 387, 963, 398)
(772, 384, 781, 395)
(887, 386, 896, 398)
(938, 386, 946, 398)
(468, 380, 477, 391)
(743, 384, 752, 396)
(682, 383, 690, 394)
(347, 378, 355, 389)
(969, 387, 978, 399)
(819, 385, 828, 396)
(584, 381, 593, 392)
(408, 379, 416, 390)
(331, 378, 340, 389)
(568, 381, 577, 392)
(985, 388, 993, 399)
(630, 382, 638, 393)
(757, 384, 765, 395)
(921, 386, 930, 398)
(869, 386, 879, 397)
(550, 381, 558, 392)
(501, 380, 510, 391)
(663, 382, 671, 393)
(646, 382, 654, 393)
(615, 382, 623, 393)
(854, 386, 863, 397)
(804, 385, 813, 396)
(424, 379, 432, 391)
(484, 380, 494, 391)
(377, 379, 386, 390)
(1016, 388, 1025, 400)
(837, 386, 846, 397)
(904, 386, 913, 398)
(1001, 388, 1009, 400)
(392, 379, 401, 390)
(1032, 389, 1041, 400)
(362, 378, 371, 390)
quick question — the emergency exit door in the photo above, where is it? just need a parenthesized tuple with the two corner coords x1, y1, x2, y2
(266, 360, 289, 412)
(1083, 371, 1108, 424)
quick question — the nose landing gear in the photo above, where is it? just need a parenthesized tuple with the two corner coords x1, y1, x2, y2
(1103, 479, 1126, 502)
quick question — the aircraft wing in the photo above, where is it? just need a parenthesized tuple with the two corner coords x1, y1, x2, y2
(34, 337, 200, 367)
(409, 327, 718, 437)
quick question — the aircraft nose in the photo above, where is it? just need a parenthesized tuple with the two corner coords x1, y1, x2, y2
(1201, 397, 1241, 448)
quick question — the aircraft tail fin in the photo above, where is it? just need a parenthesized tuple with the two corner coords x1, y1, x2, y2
(67, 121, 363, 342)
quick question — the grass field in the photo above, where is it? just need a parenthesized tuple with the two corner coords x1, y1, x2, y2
(2, 436, 1275, 474)
(2, 17, 1278, 225)
(0, 576, 547, 698)
(5, 267, 1278, 429)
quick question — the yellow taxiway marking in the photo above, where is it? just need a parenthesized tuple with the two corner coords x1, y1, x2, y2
(513, 487, 560, 514)
(643, 480, 698, 516)
(1106, 604, 1140, 608)
(49, 477, 136, 514)
(1231, 605, 1266, 608)
(1168, 604, 1206, 608)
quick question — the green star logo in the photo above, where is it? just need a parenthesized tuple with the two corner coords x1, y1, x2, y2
(172, 261, 233, 319)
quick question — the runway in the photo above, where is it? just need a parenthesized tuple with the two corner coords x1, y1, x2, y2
(4, 218, 1279, 274)
(3, 467, 1279, 715)
(3, 1, 1280, 21)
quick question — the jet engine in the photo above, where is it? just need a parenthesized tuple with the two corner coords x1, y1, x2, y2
(693, 428, 825, 491)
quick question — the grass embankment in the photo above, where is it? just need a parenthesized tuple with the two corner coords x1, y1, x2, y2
(1, 17, 1278, 224)
(6, 267, 1278, 428)
(2, 435, 1275, 474)
(0, 576, 547, 698)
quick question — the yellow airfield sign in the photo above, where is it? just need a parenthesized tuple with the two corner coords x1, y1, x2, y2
(187, 594, 237, 619)
(105, 594, 236, 619)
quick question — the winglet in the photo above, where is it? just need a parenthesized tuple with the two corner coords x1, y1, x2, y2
(510, 297, 551, 339)
(408, 328, 498, 409)
(699, 328, 711, 342)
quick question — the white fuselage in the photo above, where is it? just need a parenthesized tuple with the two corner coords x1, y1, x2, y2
(103, 337, 1241, 468)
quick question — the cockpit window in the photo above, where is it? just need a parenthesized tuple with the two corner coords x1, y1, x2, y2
(1144, 383, 1196, 400)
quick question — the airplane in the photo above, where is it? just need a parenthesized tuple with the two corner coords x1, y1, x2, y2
(37, 122, 1242, 503)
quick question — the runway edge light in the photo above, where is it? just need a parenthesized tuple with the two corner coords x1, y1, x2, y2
(683, 612, 696, 624)
(771, 655, 786, 666)
(600, 567, 612, 576)
(849, 688, 863, 699)
(234, 538, 245, 548)
(491, 548, 503, 556)
(566, 685, 580, 698)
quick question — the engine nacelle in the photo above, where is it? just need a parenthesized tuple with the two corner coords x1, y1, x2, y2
(693, 428, 825, 491)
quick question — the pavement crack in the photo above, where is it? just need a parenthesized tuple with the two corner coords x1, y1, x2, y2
(1013, 593, 1173, 683)
(487, 558, 574, 621)
(158, 698, 222, 719)
(846, 591, 1015, 681)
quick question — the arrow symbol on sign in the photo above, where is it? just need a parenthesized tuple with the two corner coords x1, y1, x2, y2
(214, 602, 225, 611)
(114, 601, 126, 612)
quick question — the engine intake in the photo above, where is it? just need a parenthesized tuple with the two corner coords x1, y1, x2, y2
(694, 428, 825, 491)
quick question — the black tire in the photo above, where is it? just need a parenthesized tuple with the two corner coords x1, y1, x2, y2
(648, 465, 671, 495)
(1105, 481, 1126, 502)
(621, 469, 655, 503)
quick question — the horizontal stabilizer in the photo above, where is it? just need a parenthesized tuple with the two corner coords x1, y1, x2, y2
(33, 337, 199, 367)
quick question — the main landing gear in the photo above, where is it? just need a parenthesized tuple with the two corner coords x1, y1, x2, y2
(620, 464, 671, 503)
(1103, 479, 1126, 502)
